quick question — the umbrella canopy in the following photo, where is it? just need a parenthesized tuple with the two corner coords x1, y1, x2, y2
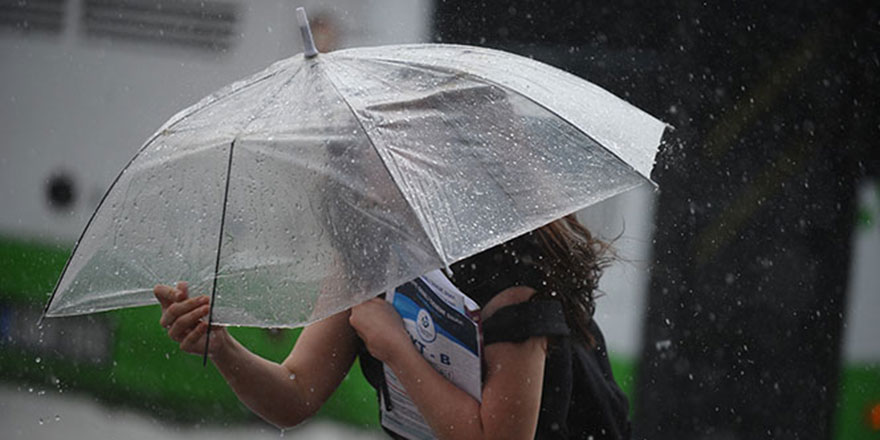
(43, 20, 666, 329)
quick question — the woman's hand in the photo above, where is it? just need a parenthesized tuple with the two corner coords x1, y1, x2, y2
(153, 284, 362, 430)
(349, 297, 412, 364)
(153, 282, 229, 357)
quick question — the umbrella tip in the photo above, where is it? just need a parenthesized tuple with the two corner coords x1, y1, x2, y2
(296, 7, 319, 58)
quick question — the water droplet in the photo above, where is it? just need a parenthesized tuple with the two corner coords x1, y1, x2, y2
(724, 273, 736, 284)
(655, 339, 672, 351)
(288, 374, 296, 380)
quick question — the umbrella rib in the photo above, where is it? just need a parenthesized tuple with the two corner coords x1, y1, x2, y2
(485, 82, 654, 188)
(346, 55, 655, 186)
(316, 59, 451, 268)
(201, 65, 307, 356)
(203, 138, 236, 366)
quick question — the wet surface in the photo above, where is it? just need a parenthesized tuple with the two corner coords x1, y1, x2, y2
(0, 385, 384, 440)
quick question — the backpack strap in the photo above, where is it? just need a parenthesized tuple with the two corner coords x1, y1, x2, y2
(482, 300, 570, 345)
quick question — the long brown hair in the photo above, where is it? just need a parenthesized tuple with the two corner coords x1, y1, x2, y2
(531, 214, 613, 346)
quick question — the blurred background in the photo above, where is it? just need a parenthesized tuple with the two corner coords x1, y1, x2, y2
(0, 0, 877, 439)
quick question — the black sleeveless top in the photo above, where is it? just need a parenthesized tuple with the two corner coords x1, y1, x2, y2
(357, 233, 631, 439)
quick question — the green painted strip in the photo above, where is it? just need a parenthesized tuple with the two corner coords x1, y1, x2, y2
(1, 235, 877, 437)
(0, 236, 69, 302)
(835, 362, 880, 440)
(0, 235, 378, 427)
(608, 355, 636, 398)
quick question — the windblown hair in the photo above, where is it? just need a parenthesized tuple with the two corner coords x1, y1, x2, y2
(448, 214, 613, 347)
(531, 214, 614, 347)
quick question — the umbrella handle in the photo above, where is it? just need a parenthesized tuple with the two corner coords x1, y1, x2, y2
(296, 7, 319, 58)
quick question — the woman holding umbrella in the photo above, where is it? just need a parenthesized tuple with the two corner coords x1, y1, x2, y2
(42, 10, 661, 439)
(154, 214, 631, 439)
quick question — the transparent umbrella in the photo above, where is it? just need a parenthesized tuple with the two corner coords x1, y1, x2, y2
(42, 9, 667, 333)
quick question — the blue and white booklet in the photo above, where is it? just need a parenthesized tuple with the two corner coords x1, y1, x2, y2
(381, 269, 482, 440)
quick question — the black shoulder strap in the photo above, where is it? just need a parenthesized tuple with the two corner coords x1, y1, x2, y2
(482, 300, 570, 345)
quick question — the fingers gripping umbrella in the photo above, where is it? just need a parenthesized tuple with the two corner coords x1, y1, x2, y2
(42, 9, 666, 349)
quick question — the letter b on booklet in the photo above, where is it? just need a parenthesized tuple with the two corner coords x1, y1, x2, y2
(381, 270, 481, 440)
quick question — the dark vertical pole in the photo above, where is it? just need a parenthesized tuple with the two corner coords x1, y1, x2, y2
(204, 140, 236, 366)
(634, 2, 877, 439)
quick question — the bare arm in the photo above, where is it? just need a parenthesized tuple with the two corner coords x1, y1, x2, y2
(210, 310, 359, 427)
(154, 283, 359, 428)
(350, 286, 546, 440)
